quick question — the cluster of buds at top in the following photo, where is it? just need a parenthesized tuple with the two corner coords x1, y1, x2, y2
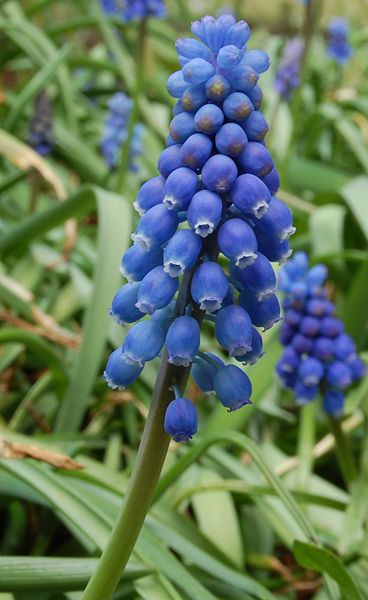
(327, 17, 353, 65)
(101, 92, 144, 171)
(275, 38, 304, 101)
(99, 0, 166, 20)
(277, 253, 365, 416)
(104, 14, 295, 442)
(28, 91, 53, 157)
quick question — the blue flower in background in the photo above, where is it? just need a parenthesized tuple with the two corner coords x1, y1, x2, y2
(99, 0, 165, 20)
(277, 253, 365, 416)
(28, 91, 53, 156)
(327, 17, 353, 64)
(275, 38, 304, 100)
(105, 14, 295, 441)
(101, 92, 143, 170)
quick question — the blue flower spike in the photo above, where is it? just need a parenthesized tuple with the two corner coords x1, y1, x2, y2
(277, 253, 366, 416)
(106, 14, 295, 441)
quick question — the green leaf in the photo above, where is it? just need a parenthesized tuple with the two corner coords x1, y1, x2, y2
(343, 260, 368, 349)
(0, 557, 148, 592)
(341, 176, 368, 242)
(309, 204, 346, 258)
(55, 190, 132, 431)
(293, 540, 364, 600)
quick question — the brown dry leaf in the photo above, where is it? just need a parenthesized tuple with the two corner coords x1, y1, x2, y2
(0, 438, 83, 470)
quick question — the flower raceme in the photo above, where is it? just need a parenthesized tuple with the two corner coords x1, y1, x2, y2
(277, 253, 365, 416)
(275, 38, 304, 101)
(327, 17, 353, 65)
(28, 91, 53, 156)
(99, 0, 166, 20)
(104, 14, 295, 442)
(101, 92, 143, 170)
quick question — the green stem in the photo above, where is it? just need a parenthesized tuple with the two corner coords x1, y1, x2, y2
(115, 19, 147, 195)
(328, 415, 357, 490)
(297, 402, 316, 489)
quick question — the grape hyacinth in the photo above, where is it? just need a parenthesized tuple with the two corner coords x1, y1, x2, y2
(275, 38, 304, 100)
(28, 91, 53, 156)
(99, 0, 166, 20)
(101, 92, 143, 170)
(104, 14, 295, 442)
(277, 253, 365, 416)
(327, 17, 353, 65)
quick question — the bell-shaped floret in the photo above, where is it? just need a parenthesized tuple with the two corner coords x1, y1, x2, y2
(218, 218, 257, 268)
(187, 190, 223, 238)
(134, 176, 165, 215)
(163, 229, 202, 277)
(201, 155, 238, 193)
(191, 352, 224, 393)
(166, 316, 200, 366)
(164, 397, 198, 442)
(230, 173, 271, 218)
(214, 364, 252, 411)
(109, 283, 143, 325)
(163, 167, 199, 211)
(136, 267, 178, 315)
(122, 321, 165, 367)
(191, 262, 229, 312)
(131, 204, 178, 250)
(230, 252, 276, 299)
(104, 349, 143, 390)
(215, 304, 253, 356)
(120, 245, 163, 283)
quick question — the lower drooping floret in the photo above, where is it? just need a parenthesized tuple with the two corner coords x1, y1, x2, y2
(274, 38, 304, 101)
(104, 14, 296, 442)
(277, 252, 365, 416)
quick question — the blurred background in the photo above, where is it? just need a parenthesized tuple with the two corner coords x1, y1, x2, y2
(1, 0, 368, 598)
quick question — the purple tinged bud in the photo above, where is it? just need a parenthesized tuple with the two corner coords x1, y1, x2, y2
(306, 264, 328, 288)
(191, 352, 224, 393)
(164, 397, 198, 442)
(215, 123, 247, 157)
(292, 333, 314, 355)
(182, 84, 208, 111)
(120, 244, 163, 282)
(158, 145, 182, 178)
(217, 44, 244, 69)
(214, 364, 252, 411)
(236, 327, 264, 365)
(226, 65, 259, 94)
(320, 317, 344, 338)
(180, 133, 213, 170)
(131, 204, 178, 250)
(166, 316, 200, 366)
(256, 197, 295, 241)
(136, 266, 178, 315)
(242, 111, 269, 141)
(327, 361, 352, 390)
(201, 155, 238, 193)
(313, 337, 334, 361)
(248, 85, 263, 109)
(167, 70, 189, 98)
(187, 190, 223, 238)
(224, 20, 251, 48)
(122, 321, 165, 367)
(215, 304, 253, 356)
(230, 252, 276, 299)
(230, 173, 271, 218)
(243, 49, 270, 73)
(204, 17, 226, 52)
(104, 349, 143, 390)
(223, 92, 253, 121)
(298, 357, 324, 386)
(163, 167, 198, 211)
(323, 390, 345, 417)
(260, 168, 280, 195)
(299, 316, 321, 337)
(109, 283, 143, 325)
(295, 382, 318, 405)
(182, 58, 215, 84)
(175, 37, 212, 61)
(205, 74, 231, 103)
(238, 142, 274, 177)
(349, 357, 366, 380)
(163, 229, 202, 277)
(134, 176, 164, 215)
(194, 104, 224, 135)
(169, 112, 196, 143)
(239, 290, 281, 330)
(191, 262, 229, 312)
(218, 218, 257, 268)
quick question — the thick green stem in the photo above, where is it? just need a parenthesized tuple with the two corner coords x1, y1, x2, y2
(328, 415, 357, 490)
(297, 402, 316, 489)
